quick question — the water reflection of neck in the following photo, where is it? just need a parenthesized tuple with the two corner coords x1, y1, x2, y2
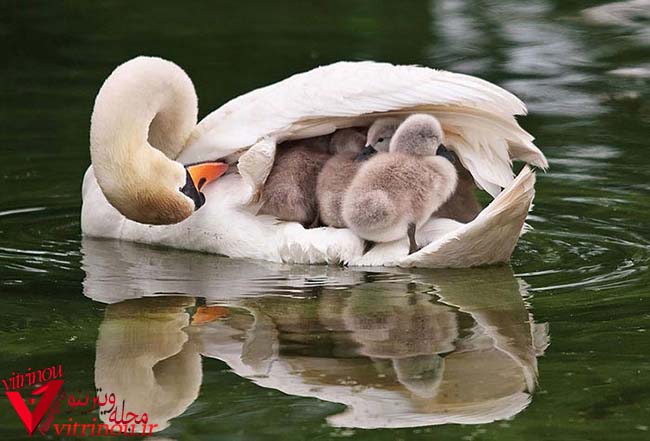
(94, 297, 202, 432)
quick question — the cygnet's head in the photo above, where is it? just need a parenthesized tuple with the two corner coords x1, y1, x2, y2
(389, 114, 446, 156)
(354, 117, 403, 161)
(366, 117, 403, 152)
(329, 128, 366, 154)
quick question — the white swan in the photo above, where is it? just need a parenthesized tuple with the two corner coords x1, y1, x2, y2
(82, 56, 547, 268)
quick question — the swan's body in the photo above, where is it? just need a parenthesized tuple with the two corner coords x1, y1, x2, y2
(82, 57, 547, 268)
(342, 115, 458, 252)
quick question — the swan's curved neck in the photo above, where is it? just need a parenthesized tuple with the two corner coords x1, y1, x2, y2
(90, 56, 198, 163)
(89, 57, 198, 223)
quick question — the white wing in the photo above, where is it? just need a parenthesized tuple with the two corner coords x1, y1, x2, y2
(178, 61, 547, 197)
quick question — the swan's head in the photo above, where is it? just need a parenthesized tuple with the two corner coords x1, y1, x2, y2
(356, 117, 403, 161)
(90, 56, 228, 225)
(390, 114, 451, 159)
(96, 148, 228, 225)
(329, 128, 366, 154)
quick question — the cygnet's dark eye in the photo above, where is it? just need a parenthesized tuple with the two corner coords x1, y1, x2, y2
(377, 137, 384, 142)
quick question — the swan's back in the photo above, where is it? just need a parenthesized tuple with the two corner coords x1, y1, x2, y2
(178, 61, 546, 197)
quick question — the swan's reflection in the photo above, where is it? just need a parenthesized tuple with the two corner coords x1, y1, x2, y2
(94, 296, 202, 432)
(83, 239, 548, 430)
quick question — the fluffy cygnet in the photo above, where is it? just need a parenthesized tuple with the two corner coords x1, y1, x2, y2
(316, 125, 387, 228)
(258, 136, 332, 227)
(327, 128, 367, 154)
(365, 117, 483, 224)
(317, 119, 401, 228)
(342, 114, 458, 254)
(432, 157, 483, 222)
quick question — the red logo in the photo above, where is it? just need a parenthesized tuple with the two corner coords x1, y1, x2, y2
(4, 364, 157, 437)
(6, 380, 64, 436)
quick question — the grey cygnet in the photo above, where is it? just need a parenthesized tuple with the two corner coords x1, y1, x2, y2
(316, 120, 398, 228)
(258, 135, 331, 227)
(342, 114, 458, 254)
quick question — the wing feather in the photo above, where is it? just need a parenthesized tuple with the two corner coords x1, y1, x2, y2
(177, 61, 546, 195)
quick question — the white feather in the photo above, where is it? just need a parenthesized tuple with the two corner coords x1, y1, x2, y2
(177, 61, 547, 196)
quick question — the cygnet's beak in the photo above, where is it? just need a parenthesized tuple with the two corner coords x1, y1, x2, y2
(436, 145, 456, 163)
(181, 161, 229, 210)
(355, 145, 378, 162)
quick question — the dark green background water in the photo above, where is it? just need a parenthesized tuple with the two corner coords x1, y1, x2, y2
(1, 0, 649, 440)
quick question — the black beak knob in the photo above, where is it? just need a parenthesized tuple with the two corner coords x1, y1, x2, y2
(436, 144, 456, 163)
(180, 170, 206, 210)
(355, 145, 378, 162)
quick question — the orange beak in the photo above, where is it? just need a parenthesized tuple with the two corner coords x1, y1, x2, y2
(186, 161, 229, 191)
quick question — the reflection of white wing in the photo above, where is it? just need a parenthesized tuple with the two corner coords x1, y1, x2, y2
(197, 306, 536, 429)
(178, 61, 547, 196)
(81, 237, 368, 303)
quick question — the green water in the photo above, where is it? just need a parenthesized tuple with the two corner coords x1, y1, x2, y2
(1, 0, 649, 440)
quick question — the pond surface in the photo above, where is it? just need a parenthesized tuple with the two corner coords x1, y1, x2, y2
(1, 0, 649, 440)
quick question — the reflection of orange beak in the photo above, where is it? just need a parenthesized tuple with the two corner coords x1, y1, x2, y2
(186, 162, 229, 191)
(191, 306, 229, 325)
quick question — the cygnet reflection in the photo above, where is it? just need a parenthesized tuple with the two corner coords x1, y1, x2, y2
(196, 268, 548, 428)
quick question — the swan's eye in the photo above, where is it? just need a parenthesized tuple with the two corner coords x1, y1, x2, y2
(377, 137, 384, 142)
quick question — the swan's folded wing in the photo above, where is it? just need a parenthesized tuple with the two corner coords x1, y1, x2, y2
(179, 61, 547, 196)
(399, 166, 536, 268)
